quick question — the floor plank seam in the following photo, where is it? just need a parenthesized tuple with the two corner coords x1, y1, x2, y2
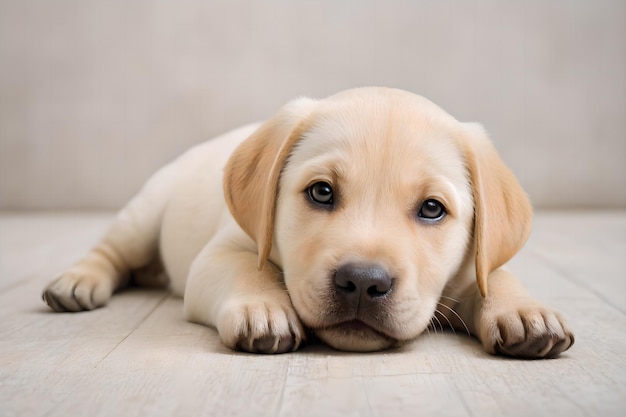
(275, 364, 289, 417)
(94, 292, 171, 367)
(0, 273, 41, 295)
(529, 249, 626, 315)
(456, 385, 476, 417)
(360, 376, 374, 417)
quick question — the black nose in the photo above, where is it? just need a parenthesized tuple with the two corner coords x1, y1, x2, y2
(334, 263, 393, 311)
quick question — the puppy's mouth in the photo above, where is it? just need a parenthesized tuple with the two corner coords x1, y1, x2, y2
(314, 319, 398, 352)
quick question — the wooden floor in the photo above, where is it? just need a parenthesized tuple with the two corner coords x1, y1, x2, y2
(0, 211, 625, 417)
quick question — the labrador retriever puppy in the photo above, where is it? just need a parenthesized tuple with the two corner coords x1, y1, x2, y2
(42, 87, 574, 357)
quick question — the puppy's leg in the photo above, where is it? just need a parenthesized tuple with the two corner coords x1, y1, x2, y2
(445, 269, 574, 358)
(42, 163, 179, 312)
(184, 228, 304, 354)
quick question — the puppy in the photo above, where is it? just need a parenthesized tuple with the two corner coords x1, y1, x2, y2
(42, 87, 574, 357)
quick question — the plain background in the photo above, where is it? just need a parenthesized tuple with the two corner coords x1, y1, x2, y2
(0, 0, 624, 210)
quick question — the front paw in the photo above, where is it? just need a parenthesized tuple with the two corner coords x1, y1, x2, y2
(42, 268, 114, 312)
(217, 299, 305, 354)
(479, 305, 574, 359)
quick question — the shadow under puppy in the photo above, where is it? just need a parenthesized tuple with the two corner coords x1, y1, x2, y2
(42, 87, 574, 358)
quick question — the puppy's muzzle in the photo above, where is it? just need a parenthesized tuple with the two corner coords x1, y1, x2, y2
(313, 262, 397, 352)
(333, 263, 393, 314)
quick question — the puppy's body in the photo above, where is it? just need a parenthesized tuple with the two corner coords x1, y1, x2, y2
(43, 87, 574, 357)
(159, 123, 260, 297)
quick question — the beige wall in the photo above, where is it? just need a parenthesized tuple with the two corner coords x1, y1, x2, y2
(1, 0, 624, 210)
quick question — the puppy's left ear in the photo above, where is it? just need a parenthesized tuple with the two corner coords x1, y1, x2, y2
(223, 97, 318, 269)
(459, 123, 533, 298)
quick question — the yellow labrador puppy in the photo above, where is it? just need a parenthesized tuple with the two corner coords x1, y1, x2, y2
(42, 87, 574, 357)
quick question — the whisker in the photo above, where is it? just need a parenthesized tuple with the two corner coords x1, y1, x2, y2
(438, 295, 461, 304)
(431, 313, 444, 333)
(435, 307, 456, 335)
(436, 302, 471, 337)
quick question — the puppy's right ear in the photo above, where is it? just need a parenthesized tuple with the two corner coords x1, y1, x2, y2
(223, 98, 318, 269)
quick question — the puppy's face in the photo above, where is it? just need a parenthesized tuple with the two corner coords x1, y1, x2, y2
(274, 94, 474, 351)
(224, 87, 531, 352)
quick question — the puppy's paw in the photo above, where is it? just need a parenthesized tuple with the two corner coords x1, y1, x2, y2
(42, 268, 114, 312)
(479, 305, 574, 359)
(217, 299, 305, 354)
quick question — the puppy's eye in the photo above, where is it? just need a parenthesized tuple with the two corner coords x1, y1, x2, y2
(307, 182, 334, 206)
(418, 199, 446, 222)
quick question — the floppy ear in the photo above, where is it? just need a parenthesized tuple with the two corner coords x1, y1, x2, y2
(460, 123, 533, 298)
(223, 98, 318, 269)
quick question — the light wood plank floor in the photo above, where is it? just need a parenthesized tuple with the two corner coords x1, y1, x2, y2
(1, 211, 625, 417)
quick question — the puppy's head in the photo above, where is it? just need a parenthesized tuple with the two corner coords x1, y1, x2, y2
(224, 87, 532, 351)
